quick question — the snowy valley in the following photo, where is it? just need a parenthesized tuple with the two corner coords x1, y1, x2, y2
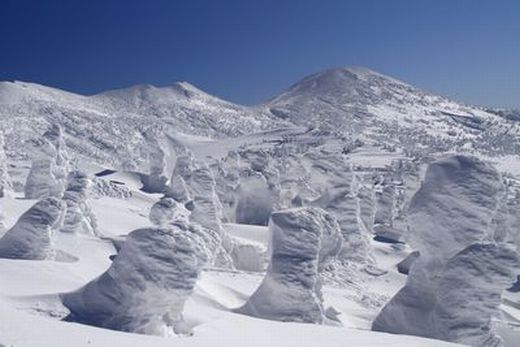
(2, 67, 520, 347)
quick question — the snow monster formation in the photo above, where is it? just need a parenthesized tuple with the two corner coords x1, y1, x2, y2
(60, 171, 98, 235)
(62, 226, 207, 336)
(149, 196, 189, 227)
(0, 132, 8, 232)
(308, 153, 372, 264)
(0, 197, 64, 260)
(0, 212, 5, 234)
(434, 243, 519, 346)
(188, 165, 234, 266)
(373, 179, 396, 233)
(24, 124, 69, 199)
(237, 207, 342, 323)
(373, 155, 518, 347)
(211, 155, 241, 223)
(166, 155, 194, 203)
(141, 128, 169, 193)
(166, 156, 233, 267)
(0, 131, 11, 198)
(357, 182, 376, 234)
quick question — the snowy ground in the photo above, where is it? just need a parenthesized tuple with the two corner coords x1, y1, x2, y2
(4, 131, 520, 347)
(1, 180, 463, 347)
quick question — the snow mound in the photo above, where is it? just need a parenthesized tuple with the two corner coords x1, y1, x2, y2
(62, 226, 207, 336)
(237, 207, 342, 324)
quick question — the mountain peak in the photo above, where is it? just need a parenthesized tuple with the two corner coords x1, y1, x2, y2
(169, 81, 209, 98)
(280, 66, 409, 98)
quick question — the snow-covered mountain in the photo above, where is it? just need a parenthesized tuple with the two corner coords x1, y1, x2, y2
(3, 66, 520, 172)
(265, 66, 520, 159)
(0, 80, 284, 170)
(2, 67, 520, 347)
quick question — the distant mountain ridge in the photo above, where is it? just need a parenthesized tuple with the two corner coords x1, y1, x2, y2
(1, 67, 520, 171)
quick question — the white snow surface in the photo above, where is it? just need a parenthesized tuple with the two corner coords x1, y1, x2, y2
(3, 66, 520, 346)
(0, 189, 464, 347)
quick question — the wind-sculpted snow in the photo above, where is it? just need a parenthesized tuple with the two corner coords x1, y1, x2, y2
(396, 251, 419, 275)
(237, 207, 342, 323)
(140, 128, 169, 193)
(373, 155, 513, 347)
(90, 177, 132, 199)
(188, 166, 234, 267)
(24, 159, 60, 199)
(213, 149, 282, 226)
(211, 158, 240, 223)
(215, 147, 376, 264)
(149, 197, 189, 227)
(373, 181, 396, 232)
(0, 202, 5, 233)
(358, 183, 376, 234)
(24, 125, 69, 199)
(307, 153, 373, 263)
(235, 173, 275, 226)
(0, 215, 4, 234)
(0, 197, 64, 260)
(406, 155, 504, 260)
(60, 171, 98, 235)
(149, 194, 224, 271)
(166, 155, 194, 203)
(230, 240, 266, 272)
(434, 243, 520, 347)
(188, 166, 223, 231)
(62, 226, 207, 336)
(166, 157, 233, 267)
(392, 159, 422, 235)
(0, 131, 11, 198)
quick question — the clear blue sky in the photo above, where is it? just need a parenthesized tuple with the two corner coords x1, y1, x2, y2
(1, 0, 519, 107)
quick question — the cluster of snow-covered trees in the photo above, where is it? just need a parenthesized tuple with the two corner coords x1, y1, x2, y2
(373, 156, 520, 347)
(0, 125, 98, 261)
(2, 123, 520, 346)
